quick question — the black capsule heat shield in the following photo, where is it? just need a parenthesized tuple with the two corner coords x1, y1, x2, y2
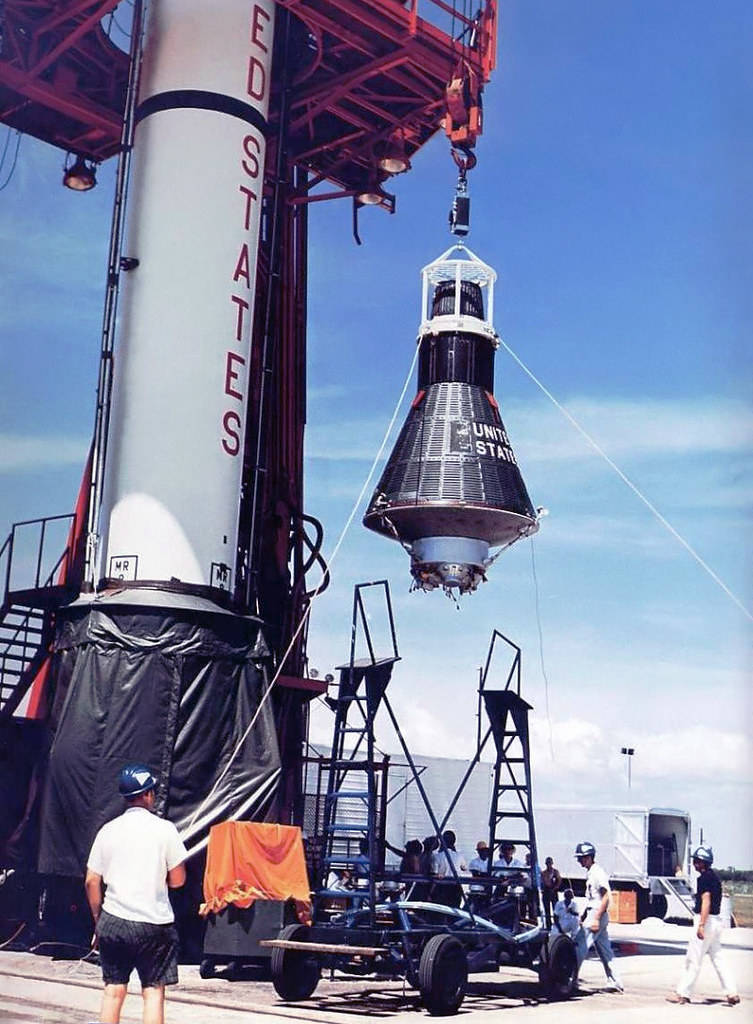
(363, 279, 538, 594)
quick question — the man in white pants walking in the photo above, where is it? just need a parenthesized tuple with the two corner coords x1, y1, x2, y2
(573, 840, 624, 992)
(667, 845, 740, 1006)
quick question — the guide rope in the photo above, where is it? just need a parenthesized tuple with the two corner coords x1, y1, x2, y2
(529, 538, 555, 760)
(182, 345, 421, 853)
(497, 335, 753, 623)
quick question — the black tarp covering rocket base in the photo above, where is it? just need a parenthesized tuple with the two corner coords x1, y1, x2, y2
(38, 592, 281, 877)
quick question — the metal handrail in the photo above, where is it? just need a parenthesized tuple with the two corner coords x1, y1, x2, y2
(0, 608, 44, 651)
(1, 513, 76, 607)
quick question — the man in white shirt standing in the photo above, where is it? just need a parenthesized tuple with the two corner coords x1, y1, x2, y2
(432, 830, 467, 907)
(85, 764, 188, 1024)
(468, 839, 492, 913)
(573, 840, 624, 993)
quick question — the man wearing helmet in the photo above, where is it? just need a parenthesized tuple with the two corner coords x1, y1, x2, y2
(666, 845, 740, 1006)
(574, 840, 624, 993)
(85, 764, 188, 1024)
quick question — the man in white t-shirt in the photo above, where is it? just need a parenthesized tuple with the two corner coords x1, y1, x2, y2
(85, 764, 188, 1024)
(573, 840, 624, 992)
(492, 841, 525, 874)
(468, 839, 492, 912)
(491, 841, 526, 897)
(432, 830, 467, 907)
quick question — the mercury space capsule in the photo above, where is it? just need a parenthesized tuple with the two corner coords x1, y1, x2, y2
(363, 244, 540, 594)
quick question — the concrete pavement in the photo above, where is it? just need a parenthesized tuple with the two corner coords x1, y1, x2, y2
(1, 921, 751, 1023)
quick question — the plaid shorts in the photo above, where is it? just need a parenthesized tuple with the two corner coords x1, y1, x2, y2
(97, 910, 179, 987)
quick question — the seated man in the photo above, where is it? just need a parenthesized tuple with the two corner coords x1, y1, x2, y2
(553, 888, 581, 939)
(492, 842, 526, 900)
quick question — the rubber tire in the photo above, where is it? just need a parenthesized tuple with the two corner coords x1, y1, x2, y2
(646, 895, 668, 920)
(538, 933, 578, 1001)
(270, 923, 320, 1002)
(418, 934, 468, 1016)
(198, 958, 215, 979)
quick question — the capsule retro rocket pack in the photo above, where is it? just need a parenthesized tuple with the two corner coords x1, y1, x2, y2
(363, 245, 539, 595)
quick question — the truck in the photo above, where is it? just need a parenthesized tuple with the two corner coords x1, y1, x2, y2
(534, 805, 694, 922)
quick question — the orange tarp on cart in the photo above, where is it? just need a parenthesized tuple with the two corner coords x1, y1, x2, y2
(200, 821, 311, 919)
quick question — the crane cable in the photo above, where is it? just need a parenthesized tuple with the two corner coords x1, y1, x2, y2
(0, 130, 22, 192)
(182, 345, 421, 853)
(498, 334, 753, 624)
(529, 538, 556, 760)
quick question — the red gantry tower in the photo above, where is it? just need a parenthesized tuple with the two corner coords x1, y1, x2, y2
(0, 0, 497, 939)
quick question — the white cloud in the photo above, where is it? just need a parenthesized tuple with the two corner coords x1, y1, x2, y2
(303, 396, 753, 471)
(629, 726, 752, 781)
(534, 512, 680, 555)
(0, 434, 89, 473)
(305, 417, 391, 462)
(509, 396, 753, 464)
(308, 384, 365, 402)
(530, 716, 752, 784)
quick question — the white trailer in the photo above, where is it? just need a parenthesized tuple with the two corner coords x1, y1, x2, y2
(535, 804, 694, 921)
(306, 751, 694, 923)
(383, 767, 695, 922)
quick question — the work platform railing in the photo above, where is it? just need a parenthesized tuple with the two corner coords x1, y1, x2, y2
(0, 513, 78, 718)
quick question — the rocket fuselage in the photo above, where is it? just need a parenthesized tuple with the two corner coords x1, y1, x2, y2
(98, 0, 276, 597)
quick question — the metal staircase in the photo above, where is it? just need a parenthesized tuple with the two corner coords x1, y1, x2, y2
(655, 875, 695, 921)
(0, 605, 52, 717)
(319, 582, 400, 913)
(0, 514, 79, 718)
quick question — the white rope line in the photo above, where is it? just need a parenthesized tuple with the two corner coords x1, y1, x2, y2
(182, 345, 421, 848)
(529, 538, 555, 760)
(498, 335, 753, 624)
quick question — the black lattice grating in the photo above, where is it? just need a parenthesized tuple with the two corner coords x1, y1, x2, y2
(371, 383, 535, 516)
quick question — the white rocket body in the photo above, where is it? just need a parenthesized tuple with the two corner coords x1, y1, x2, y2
(98, 0, 276, 594)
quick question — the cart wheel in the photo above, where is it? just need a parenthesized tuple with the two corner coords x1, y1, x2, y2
(538, 933, 577, 1000)
(270, 923, 320, 1001)
(418, 934, 467, 1016)
(199, 957, 215, 979)
(225, 959, 242, 981)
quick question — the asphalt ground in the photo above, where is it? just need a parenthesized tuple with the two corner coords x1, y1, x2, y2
(1, 921, 752, 1023)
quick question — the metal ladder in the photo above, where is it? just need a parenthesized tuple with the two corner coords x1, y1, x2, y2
(318, 582, 400, 916)
(438, 630, 541, 924)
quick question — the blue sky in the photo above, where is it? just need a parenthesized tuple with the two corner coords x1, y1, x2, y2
(1, 1, 751, 865)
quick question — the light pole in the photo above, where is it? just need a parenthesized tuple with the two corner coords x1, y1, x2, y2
(621, 747, 635, 789)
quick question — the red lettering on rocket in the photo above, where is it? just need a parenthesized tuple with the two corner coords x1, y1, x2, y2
(239, 185, 257, 229)
(241, 134, 260, 178)
(233, 245, 251, 287)
(250, 5, 270, 52)
(222, 411, 242, 456)
(225, 351, 246, 401)
(230, 296, 249, 341)
(221, 3, 271, 458)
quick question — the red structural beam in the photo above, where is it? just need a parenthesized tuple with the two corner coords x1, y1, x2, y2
(0, 0, 496, 194)
(0, 0, 127, 160)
